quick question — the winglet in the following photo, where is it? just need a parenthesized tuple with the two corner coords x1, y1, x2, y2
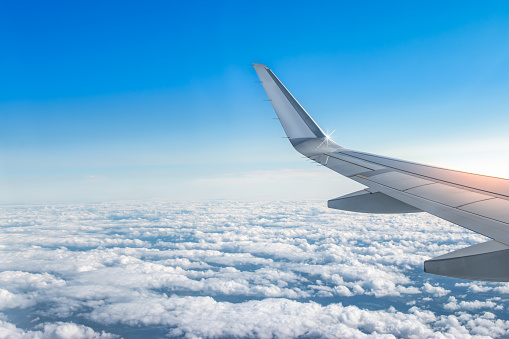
(253, 63, 326, 140)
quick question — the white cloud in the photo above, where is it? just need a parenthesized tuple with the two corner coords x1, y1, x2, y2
(88, 296, 443, 338)
(494, 284, 509, 294)
(0, 272, 66, 292)
(444, 296, 499, 311)
(421, 282, 450, 297)
(0, 289, 34, 310)
(0, 200, 505, 337)
(0, 320, 117, 339)
(455, 282, 494, 293)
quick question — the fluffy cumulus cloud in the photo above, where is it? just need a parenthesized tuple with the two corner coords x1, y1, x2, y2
(0, 320, 117, 338)
(0, 201, 508, 338)
(421, 283, 451, 297)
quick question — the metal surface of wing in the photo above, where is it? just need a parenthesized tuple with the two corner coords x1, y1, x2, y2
(253, 63, 509, 281)
(328, 190, 421, 214)
(424, 240, 509, 281)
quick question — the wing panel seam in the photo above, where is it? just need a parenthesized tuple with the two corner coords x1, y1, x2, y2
(361, 177, 509, 226)
(345, 150, 509, 182)
(402, 182, 435, 191)
(456, 197, 497, 208)
(338, 151, 509, 200)
(322, 153, 376, 172)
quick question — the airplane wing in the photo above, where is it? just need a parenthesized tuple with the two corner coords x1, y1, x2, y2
(253, 63, 509, 282)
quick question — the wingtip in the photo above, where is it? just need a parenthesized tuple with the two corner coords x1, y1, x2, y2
(252, 63, 268, 69)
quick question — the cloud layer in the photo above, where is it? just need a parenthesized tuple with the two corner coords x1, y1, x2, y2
(0, 201, 507, 338)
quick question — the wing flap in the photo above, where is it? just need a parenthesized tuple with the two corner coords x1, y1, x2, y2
(328, 190, 421, 214)
(352, 174, 509, 245)
(424, 240, 509, 282)
(460, 199, 509, 224)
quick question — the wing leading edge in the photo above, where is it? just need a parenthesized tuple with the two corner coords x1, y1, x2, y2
(253, 63, 509, 282)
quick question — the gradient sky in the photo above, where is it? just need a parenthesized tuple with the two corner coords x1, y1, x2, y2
(2, 1, 509, 204)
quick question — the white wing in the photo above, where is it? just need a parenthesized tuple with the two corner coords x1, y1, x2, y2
(254, 63, 509, 282)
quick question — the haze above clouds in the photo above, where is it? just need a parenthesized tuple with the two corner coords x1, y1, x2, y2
(0, 201, 508, 338)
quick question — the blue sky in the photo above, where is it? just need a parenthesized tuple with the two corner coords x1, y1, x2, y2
(2, 1, 509, 204)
